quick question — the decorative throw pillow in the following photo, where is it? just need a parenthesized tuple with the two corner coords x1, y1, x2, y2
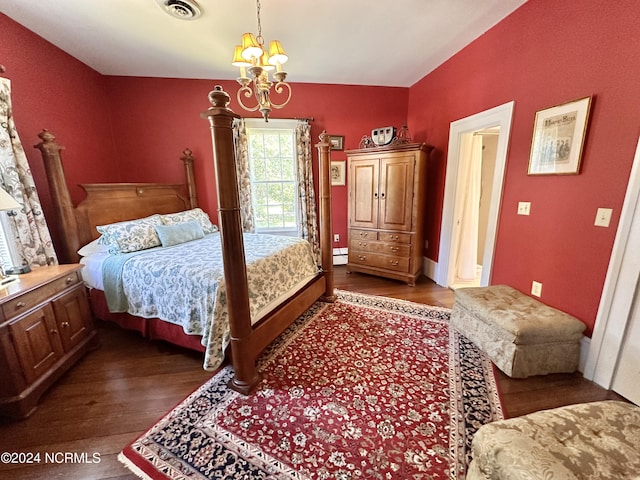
(155, 220, 205, 247)
(77, 237, 110, 257)
(161, 208, 218, 234)
(96, 214, 163, 254)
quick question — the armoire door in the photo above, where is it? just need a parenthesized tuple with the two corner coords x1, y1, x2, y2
(349, 158, 379, 229)
(377, 154, 414, 231)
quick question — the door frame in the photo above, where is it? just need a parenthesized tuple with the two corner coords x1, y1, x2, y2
(435, 101, 515, 287)
(584, 135, 640, 388)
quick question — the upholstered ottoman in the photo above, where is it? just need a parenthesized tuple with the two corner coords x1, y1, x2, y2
(450, 285, 585, 378)
(467, 401, 640, 480)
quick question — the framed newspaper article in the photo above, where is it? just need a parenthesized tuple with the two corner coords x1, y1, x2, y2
(528, 96, 592, 175)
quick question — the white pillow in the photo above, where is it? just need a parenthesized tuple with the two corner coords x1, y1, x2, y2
(77, 237, 110, 257)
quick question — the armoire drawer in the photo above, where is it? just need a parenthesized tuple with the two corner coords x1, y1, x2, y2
(350, 239, 411, 257)
(348, 252, 410, 273)
(378, 232, 412, 244)
(349, 229, 378, 242)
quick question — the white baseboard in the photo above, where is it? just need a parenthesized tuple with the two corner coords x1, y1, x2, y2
(579, 336, 590, 373)
(423, 257, 437, 281)
(333, 247, 348, 265)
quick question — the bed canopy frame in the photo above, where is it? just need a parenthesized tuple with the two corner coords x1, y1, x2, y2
(35, 84, 334, 395)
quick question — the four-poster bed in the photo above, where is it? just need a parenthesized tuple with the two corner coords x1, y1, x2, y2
(36, 85, 334, 394)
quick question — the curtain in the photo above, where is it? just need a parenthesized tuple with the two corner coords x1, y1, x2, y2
(453, 133, 482, 280)
(295, 121, 321, 264)
(0, 77, 58, 268)
(232, 118, 256, 233)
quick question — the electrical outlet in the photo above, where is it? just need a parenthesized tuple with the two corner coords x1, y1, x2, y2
(334, 234, 340, 243)
(517, 201, 531, 215)
(594, 208, 613, 227)
(531, 281, 542, 297)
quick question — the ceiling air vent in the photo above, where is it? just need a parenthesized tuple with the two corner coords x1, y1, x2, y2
(156, 0, 202, 20)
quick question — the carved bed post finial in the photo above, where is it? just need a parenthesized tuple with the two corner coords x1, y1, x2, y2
(181, 148, 198, 208)
(34, 129, 80, 263)
(316, 130, 335, 302)
(201, 85, 259, 395)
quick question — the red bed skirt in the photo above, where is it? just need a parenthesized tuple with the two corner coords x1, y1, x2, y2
(89, 289, 206, 353)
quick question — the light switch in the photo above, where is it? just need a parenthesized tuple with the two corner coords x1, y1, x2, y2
(531, 281, 542, 297)
(594, 208, 613, 227)
(517, 202, 531, 215)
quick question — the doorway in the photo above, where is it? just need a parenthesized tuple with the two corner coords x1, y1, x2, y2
(436, 101, 515, 289)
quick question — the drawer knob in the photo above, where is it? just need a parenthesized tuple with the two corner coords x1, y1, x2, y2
(390, 260, 399, 266)
(391, 235, 399, 241)
(65, 277, 74, 284)
(62, 321, 70, 328)
(15, 301, 26, 309)
(390, 247, 399, 252)
(359, 242, 367, 248)
(360, 232, 368, 238)
(358, 255, 367, 261)
(50, 329, 58, 335)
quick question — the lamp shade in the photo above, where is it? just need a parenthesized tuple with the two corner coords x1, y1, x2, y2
(268, 40, 288, 65)
(0, 189, 19, 211)
(232, 45, 252, 67)
(240, 33, 263, 60)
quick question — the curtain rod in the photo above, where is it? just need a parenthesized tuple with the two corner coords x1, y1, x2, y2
(295, 117, 314, 122)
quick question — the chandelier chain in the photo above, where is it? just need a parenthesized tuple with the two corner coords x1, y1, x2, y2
(255, 0, 264, 46)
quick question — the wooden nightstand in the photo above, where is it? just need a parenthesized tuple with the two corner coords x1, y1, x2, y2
(0, 264, 98, 419)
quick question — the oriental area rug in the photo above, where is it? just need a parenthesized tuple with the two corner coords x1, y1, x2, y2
(119, 290, 503, 480)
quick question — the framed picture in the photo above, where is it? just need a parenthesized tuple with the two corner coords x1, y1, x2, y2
(528, 96, 592, 175)
(329, 135, 344, 151)
(331, 161, 346, 186)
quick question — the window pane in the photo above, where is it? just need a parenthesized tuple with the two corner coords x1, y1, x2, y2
(247, 126, 298, 234)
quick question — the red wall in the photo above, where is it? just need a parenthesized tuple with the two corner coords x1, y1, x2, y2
(408, 0, 640, 334)
(103, 77, 409, 246)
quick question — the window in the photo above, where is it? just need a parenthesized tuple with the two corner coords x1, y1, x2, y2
(245, 119, 299, 235)
(0, 213, 20, 271)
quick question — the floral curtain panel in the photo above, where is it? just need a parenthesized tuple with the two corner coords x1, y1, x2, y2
(295, 121, 321, 264)
(0, 77, 58, 268)
(232, 118, 256, 233)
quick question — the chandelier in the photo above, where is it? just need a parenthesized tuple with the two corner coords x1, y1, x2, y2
(232, 0, 291, 121)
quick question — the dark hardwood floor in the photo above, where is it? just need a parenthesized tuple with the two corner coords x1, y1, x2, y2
(0, 266, 624, 479)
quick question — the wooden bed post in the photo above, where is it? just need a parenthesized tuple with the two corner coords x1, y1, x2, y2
(202, 86, 259, 395)
(34, 130, 80, 264)
(317, 131, 335, 302)
(180, 148, 198, 209)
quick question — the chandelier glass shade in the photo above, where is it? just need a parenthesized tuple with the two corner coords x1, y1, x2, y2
(232, 0, 291, 121)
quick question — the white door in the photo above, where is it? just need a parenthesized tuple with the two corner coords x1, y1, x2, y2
(612, 282, 640, 404)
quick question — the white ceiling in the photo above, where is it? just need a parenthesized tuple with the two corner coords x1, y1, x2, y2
(0, 0, 527, 87)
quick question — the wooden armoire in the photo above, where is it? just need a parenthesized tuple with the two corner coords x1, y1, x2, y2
(346, 142, 432, 286)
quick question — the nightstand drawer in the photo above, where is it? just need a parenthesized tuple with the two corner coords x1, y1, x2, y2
(2, 272, 81, 320)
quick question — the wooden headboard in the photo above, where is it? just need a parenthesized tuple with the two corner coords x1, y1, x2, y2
(34, 129, 198, 263)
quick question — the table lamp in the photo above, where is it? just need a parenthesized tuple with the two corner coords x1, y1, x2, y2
(0, 188, 21, 282)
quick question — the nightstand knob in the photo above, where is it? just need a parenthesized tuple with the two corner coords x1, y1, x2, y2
(62, 321, 70, 328)
(65, 277, 74, 284)
(15, 301, 26, 309)
(50, 329, 58, 335)
(358, 255, 367, 261)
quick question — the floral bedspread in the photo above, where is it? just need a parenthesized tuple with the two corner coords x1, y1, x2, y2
(102, 233, 319, 370)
